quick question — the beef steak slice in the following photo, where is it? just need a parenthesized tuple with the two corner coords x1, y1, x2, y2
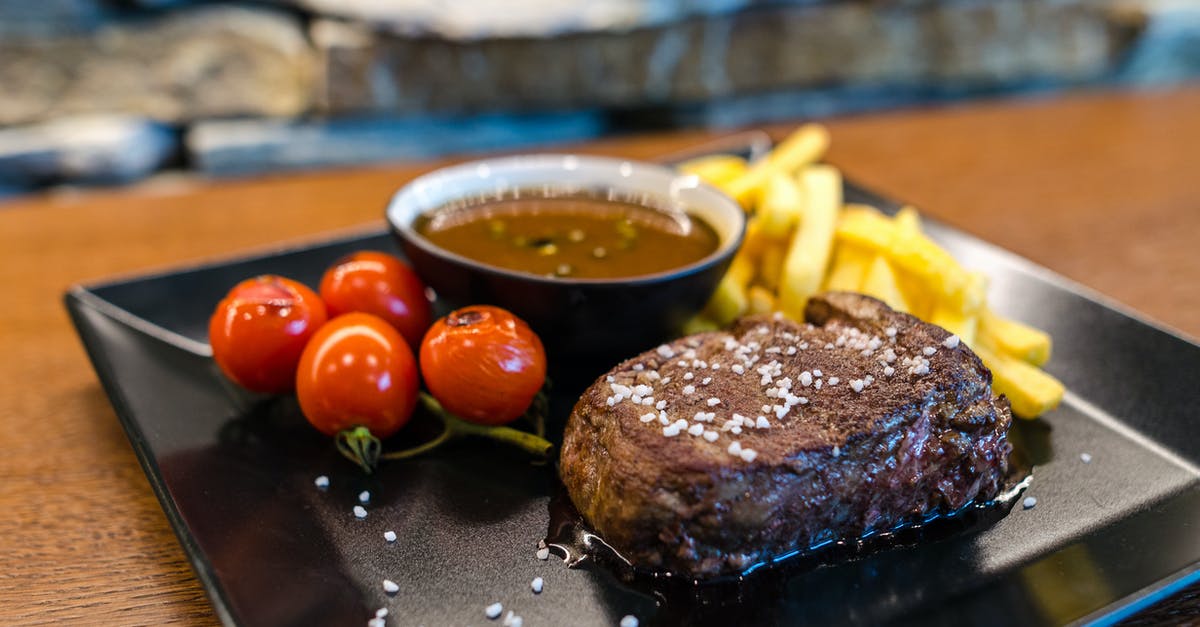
(559, 291, 1013, 576)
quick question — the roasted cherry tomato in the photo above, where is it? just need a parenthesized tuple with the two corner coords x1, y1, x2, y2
(319, 251, 432, 350)
(420, 305, 546, 426)
(208, 275, 327, 394)
(296, 312, 419, 439)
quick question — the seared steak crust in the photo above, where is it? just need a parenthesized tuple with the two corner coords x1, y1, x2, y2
(559, 292, 1012, 576)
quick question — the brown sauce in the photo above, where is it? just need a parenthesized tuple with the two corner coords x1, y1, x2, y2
(414, 190, 720, 279)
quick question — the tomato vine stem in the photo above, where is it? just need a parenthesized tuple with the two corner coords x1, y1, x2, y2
(335, 426, 382, 473)
(334, 393, 554, 471)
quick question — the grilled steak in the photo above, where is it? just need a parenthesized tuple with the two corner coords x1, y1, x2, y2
(559, 292, 1013, 577)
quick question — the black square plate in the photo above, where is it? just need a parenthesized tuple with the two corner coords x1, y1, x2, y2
(66, 141, 1200, 627)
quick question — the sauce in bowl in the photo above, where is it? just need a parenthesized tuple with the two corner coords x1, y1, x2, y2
(414, 190, 720, 279)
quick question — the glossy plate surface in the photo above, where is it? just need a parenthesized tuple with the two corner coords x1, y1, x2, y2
(66, 157, 1200, 627)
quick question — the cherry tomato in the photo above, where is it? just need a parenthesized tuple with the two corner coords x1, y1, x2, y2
(319, 251, 432, 350)
(296, 312, 419, 439)
(208, 275, 327, 394)
(420, 305, 547, 426)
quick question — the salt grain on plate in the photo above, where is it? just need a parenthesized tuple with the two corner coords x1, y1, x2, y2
(485, 603, 503, 619)
(536, 546, 550, 560)
(384, 530, 397, 543)
(382, 579, 399, 594)
(368, 618, 384, 627)
(1081, 452, 1093, 463)
(314, 475, 329, 489)
(359, 490, 371, 504)
(353, 505, 368, 519)
(531, 576, 544, 593)
(620, 616, 639, 627)
(376, 608, 388, 618)
(1023, 496, 1038, 509)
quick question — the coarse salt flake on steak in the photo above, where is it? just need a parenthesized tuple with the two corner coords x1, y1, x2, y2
(559, 292, 1013, 577)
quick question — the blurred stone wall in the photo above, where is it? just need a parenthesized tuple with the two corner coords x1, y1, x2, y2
(0, 0, 1197, 195)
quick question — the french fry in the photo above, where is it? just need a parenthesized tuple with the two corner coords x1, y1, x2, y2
(756, 173, 805, 238)
(725, 124, 831, 208)
(740, 217, 772, 260)
(975, 342, 1064, 419)
(836, 206, 972, 308)
(894, 205, 922, 233)
(823, 242, 871, 292)
(836, 206, 897, 251)
(676, 154, 748, 193)
(678, 127, 1065, 425)
(860, 255, 912, 313)
(703, 251, 755, 325)
(929, 306, 979, 346)
(980, 309, 1052, 366)
(778, 165, 842, 318)
(681, 314, 721, 335)
(758, 241, 787, 292)
(746, 286, 778, 315)
(886, 228, 971, 306)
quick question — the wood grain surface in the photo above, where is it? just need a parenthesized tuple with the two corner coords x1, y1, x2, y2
(1, 87, 1197, 625)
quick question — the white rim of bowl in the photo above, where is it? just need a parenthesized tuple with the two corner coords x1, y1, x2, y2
(385, 154, 746, 286)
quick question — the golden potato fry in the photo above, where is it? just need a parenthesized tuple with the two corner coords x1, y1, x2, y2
(676, 154, 748, 192)
(975, 342, 1064, 419)
(836, 206, 972, 307)
(836, 206, 897, 251)
(980, 309, 1052, 366)
(779, 165, 842, 318)
(894, 205, 922, 234)
(740, 217, 771, 260)
(681, 314, 721, 335)
(860, 255, 912, 313)
(823, 242, 871, 292)
(703, 251, 754, 325)
(929, 305, 979, 346)
(746, 286, 777, 315)
(725, 124, 831, 208)
(895, 269, 935, 320)
(756, 173, 804, 238)
(758, 241, 787, 292)
(887, 228, 970, 304)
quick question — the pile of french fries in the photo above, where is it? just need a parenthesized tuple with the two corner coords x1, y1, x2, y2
(679, 124, 1064, 419)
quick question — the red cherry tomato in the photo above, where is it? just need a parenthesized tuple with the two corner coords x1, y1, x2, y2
(419, 305, 547, 426)
(296, 312, 419, 439)
(208, 275, 327, 394)
(319, 251, 432, 350)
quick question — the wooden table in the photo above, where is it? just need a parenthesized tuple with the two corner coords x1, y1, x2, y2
(2, 87, 1198, 624)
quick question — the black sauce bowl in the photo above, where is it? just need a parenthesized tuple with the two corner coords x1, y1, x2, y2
(386, 154, 746, 380)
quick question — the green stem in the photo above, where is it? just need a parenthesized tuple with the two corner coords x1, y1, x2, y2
(335, 426, 381, 474)
(380, 422, 454, 460)
(376, 393, 553, 461)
